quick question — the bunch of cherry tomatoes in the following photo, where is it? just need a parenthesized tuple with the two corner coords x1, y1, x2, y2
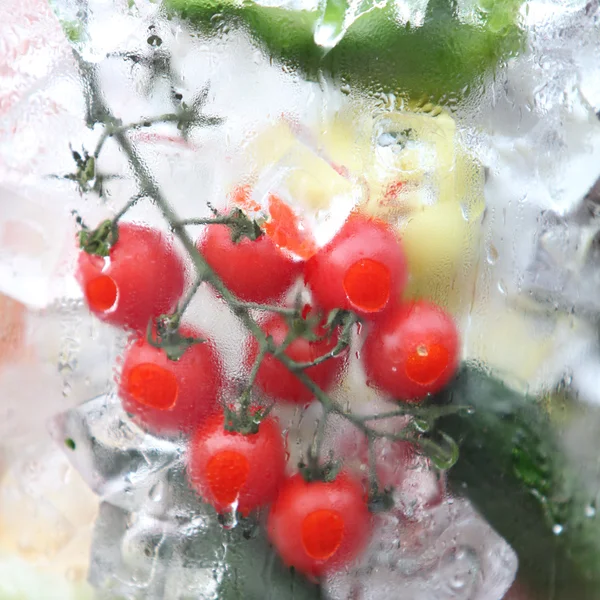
(76, 208, 460, 579)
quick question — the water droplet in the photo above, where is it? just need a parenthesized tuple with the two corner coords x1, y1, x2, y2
(552, 523, 564, 535)
(585, 504, 596, 518)
(218, 509, 238, 530)
(486, 243, 499, 265)
(413, 417, 431, 433)
(497, 279, 507, 295)
(449, 574, 467, 590)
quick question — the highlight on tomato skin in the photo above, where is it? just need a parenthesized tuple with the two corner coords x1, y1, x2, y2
(267, 472, 371, 578)
(245, 313, 346, 405)
(361, 300, 460, 402)
(187, 413, 287, 516)
(198, 211, 302, 303)
(304, 213, 408, 319)
(118, 325, 223, 435)
(76, 223, 185, 332)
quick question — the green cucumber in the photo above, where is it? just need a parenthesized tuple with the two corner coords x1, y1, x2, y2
(164, 0, 524, 101)
(435, 367, 600, 600)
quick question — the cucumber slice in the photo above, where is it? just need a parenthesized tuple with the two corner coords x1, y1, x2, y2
(435, 367, 600, 600)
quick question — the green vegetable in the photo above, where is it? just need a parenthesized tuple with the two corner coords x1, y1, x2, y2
(435, 367, 600, 600)
(217, 522, 322, 599)
(164, 0, 524, 101)
(166, 467, 321, 600)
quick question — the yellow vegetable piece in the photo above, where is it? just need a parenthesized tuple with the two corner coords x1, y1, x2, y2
(244, 120, 297, 174)
(317, 112, 370, 175)
(283, 144, 355, 211)
(399, 202, 479, 311)
(362, 108, 485, 224)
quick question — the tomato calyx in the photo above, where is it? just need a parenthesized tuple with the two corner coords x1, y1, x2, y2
(222, 207, 264, 244)
(282, 306, 325, 343)
(283, 306, 354, 347)
(299, 451, 342, 484)
(323, 308, 354, 334)
(223, 404, 267, 436)
(146, 314, 206, 361)
(78, 219, 119, 257)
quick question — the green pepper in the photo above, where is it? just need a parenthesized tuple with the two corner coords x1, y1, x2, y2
(435, 367, 600, 600)
(164, 0, 524, 101)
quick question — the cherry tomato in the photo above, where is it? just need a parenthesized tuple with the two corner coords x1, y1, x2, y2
(267, 472, 371, 578)
(362, 300, 460, 401)
(198, 219, 301, 303)
(77, 223, 185, 332)
(304, 213, 408, 318)
(118, 326, 223, 435)
(245, 313, 345, 405)
(231, 189, 318, 260)
(187, 413, 286, 515)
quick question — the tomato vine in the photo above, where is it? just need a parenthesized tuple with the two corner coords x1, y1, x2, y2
(69, 50, 469, 568)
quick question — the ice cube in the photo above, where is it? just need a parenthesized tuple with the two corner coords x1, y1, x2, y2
(323, 498, 517, 600)
(49, 393, 185, 512)
(236, 118, 363, 259)
(522, 199, 600, 320)
(89, 474, 320, 600)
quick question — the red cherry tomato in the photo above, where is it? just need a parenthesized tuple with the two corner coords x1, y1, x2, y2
(198, 221, 301, 303)
(77, 223, 185, 332)
(304, 214, 408, 318)
(187, 413, 286, 515)
(246, 314, 345, 405)
(118, 326, 223, 435)
(267, 472, 371, 578)
(362, 300, 460, 401)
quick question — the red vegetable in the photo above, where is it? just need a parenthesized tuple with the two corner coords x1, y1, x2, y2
(198, 220, 301, 303)
(77, 223, 185, 332)
(304, 213, 408, 318)
(246, 313, 345, 405)
(268, 472, 371, 578)
(119, 326, 223, 434)
(362, 300, 460, 401)
(187, 413, 286, 515)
